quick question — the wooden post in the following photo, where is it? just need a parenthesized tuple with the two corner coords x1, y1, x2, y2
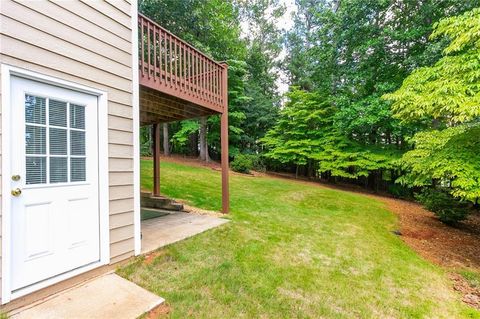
(153, 123, 161, 196)
(220, 63, 229, 214)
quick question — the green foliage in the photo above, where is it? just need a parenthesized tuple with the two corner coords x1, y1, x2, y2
(139, 126, 152, 156)
(278, 0, 479, 191)
(384, 8, 480, 124)
(263, 87, 401, 179)
(386, 9, 480, 203)
(230, 154, 254, 174)
(416, 188, 470, 225)
(387, 183, 413, 200)
(262, 88, 333, 166)
(171, 120, 200, 150)
(397, 124, 480, 202)
(314, 133, 402, 179)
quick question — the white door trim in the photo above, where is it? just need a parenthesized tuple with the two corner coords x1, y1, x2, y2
(1, 64, 110, 304)
(131, 0, 141, 256)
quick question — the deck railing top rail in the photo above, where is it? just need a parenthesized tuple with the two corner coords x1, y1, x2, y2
(139, 13, 227, 114)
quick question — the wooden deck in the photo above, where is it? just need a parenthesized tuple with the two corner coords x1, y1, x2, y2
(138, 14, 227, 123)
(137, 13, 230, 213)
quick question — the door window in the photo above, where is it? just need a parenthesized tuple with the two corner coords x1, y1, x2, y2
(25, 95, 87, 185)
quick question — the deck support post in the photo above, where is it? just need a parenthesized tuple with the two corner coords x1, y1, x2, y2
(153, 123, 161, 196)
(220, 63, 229, 214)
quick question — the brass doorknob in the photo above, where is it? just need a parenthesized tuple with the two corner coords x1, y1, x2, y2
(11, 188, 22, 197)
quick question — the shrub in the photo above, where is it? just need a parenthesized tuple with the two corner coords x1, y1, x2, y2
(415, 188, 470, 225)
(247, 154, 266, 172)
(388, 183, 413, 199)
(231, 154, 254, 174)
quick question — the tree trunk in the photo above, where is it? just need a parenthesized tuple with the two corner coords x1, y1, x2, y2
(163, 123, 170, 156)
(189, 132, 198, 157)
(199, 116, 210, 162)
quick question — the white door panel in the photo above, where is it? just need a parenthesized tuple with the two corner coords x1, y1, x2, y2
(10, 77, 100, 292)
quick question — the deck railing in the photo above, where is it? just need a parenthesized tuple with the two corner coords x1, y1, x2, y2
(138, 14, 227, 113)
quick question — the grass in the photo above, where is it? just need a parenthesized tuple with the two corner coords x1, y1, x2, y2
(118, 159, 480, 318)
(461, 270, 480, 289)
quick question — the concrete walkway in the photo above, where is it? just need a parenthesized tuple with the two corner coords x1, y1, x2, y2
(141, 211, 229, 253)
(10, 273, 164, 319)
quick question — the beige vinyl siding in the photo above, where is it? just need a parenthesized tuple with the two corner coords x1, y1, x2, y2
(0, 0, 136, 301)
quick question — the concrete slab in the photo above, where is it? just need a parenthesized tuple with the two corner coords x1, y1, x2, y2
(141, 211, 229, 254)
(10, 273, 164, 319)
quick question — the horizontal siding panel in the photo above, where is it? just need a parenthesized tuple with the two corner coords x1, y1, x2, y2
(105, 0, 132, 16)
(110, 238, 134, 259)
(79, 0, 131, 29)
(11, 0, 131, 53)
(109, 185, 134, 201)
(53, 1, 131, 42)
(109, 158, 133, 172)
(1, 16, 132, 80)
(110, 250, 134, 264)
(110, 212, 134, 229)
(1, 1, 131, 66)
(110, 225, 135, 244)
(0, 56, 132, 106)
(109, 115, 133, 132)
(108, 102, 133, 119)
(109, 171, 134, 186)
(109, 198, 134, 215)
(108, 130, 133, 146)
(109, 144, 134, 159)
(0, 36, 132, 93)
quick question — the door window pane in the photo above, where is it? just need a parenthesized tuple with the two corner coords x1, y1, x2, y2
(26, 125, 46, 154)
(49, 99, 67, 127)
(71, 158, 86, 182)
(50, 128, 67, 155)
(70, 104, 85, 129)
(26, 157, 47, 184)
(25, 95, 46, 124)
(50, 157, 68, 183)
(70, 131, 85, 156)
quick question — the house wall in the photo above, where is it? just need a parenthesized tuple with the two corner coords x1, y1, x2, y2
(0, 0, 137, 302)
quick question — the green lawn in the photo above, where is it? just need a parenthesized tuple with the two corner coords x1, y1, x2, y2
(118, 159, 480, 318)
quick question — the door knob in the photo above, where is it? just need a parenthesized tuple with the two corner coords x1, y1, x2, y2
(11, 175, 21, 181)
(11, 188, 22, 197)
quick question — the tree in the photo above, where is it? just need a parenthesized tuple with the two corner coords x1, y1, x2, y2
(384, 8, 480, 124)
(384, 8, 480, 203)
(262, 88, 334, 176)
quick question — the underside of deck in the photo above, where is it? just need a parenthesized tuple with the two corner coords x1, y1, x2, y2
(139, 86, 218, 125)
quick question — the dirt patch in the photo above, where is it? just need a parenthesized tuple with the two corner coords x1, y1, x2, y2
(181, 203, 225, 218)
(143, 250, 168, 266)
(144, 303, 171, 319)
(450, 273, 480, 310)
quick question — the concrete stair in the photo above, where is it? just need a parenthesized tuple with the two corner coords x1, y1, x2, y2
(141, 192, 184, 211)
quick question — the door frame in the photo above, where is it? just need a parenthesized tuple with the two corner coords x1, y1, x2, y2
(1, 64, 110, 304)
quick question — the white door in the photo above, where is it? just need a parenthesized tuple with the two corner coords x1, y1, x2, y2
(10, 77, 100, 292)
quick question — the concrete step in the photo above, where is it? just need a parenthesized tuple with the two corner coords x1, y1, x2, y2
(141, 192, 184, 211)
